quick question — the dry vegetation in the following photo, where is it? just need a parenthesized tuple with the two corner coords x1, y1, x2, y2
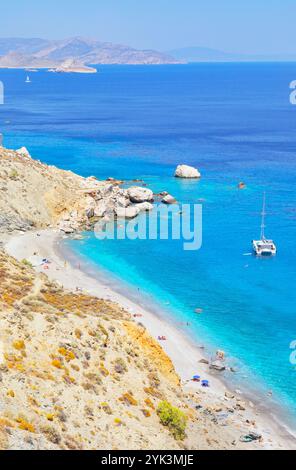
(0, 251, 218, 450)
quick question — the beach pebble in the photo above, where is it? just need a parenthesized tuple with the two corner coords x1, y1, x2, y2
(235, 401, 246, 411)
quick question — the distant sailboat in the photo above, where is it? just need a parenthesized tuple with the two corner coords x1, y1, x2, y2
(252, 192, 276, 256)
(25, 75, 31, 83)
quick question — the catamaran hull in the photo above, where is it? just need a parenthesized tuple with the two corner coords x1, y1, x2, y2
(252, 241, 276, 257)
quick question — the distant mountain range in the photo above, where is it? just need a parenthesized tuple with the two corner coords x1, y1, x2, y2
(0, 37, 181, 69)
(0, 39, 294, 70)
(167, 46, 296, 62)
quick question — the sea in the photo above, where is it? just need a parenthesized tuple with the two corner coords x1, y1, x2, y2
(1, 62, 296, 426)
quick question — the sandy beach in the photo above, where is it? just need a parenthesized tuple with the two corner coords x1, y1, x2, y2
(4, 228, 296, 450)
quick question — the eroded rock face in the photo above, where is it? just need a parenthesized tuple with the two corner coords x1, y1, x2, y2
(174, 165, 201, 179)
(127, 187, 154, 203)
(94, 202, 107, 218)
(0, 214, 33, 234)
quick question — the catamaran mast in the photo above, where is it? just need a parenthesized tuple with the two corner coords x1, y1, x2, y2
(260, 192, 266, 240)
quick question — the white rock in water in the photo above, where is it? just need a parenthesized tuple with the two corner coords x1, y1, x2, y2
(136, 202, 154, 212)
(162, 194, 177, 204)
(175, 164, 201, 179)
(115, 206, 140, 219)
(16, 147, 31, 158)
(127, 187, 154, 203)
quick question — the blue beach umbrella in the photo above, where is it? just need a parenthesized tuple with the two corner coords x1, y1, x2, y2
(201, 380, 209, 387)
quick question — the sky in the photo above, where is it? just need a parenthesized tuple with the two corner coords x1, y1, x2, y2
(0, 0, 295, 54)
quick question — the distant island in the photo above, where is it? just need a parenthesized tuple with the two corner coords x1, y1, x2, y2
(0, 37, 181, 71)
(0, 38, 294, 72)
(48, 59, 97, 74)
(167, 46, 296, 63)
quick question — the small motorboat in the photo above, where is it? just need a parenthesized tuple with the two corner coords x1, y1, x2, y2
(252, 193, 276, 257)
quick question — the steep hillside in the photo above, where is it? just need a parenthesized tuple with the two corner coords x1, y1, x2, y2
(0, 250, 239, 450)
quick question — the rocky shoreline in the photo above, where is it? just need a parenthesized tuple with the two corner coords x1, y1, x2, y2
(0, 146, 160, 238)
(0, 145, 294, 450)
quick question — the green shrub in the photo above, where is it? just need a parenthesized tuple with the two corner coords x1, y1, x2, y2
(21, 259, 33, 268)
(157, 401, 187, 440)
(9, 169, 19, 179)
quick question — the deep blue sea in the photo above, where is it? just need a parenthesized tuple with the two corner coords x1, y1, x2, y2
(1, 63, 296, 424)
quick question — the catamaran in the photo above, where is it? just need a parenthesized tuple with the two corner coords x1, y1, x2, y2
(252, 193, 276, 256)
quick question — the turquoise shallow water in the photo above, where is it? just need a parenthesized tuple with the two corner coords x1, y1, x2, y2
(1, 63, 296, 423)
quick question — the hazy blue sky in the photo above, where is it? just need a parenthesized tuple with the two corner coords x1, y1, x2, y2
(0, 0, 294, 54)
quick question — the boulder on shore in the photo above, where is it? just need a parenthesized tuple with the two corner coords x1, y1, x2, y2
(136, 202, 154, 212)
(127, 187, 154, 203)
(175, 164, 201, 179)
(115, 206, 140, 219)
(209, 360, 226, 372)
(59, 222, 75, 234)
(162, 194, 177, 204)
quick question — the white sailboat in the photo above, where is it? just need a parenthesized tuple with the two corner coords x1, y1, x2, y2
(25, 75, 31, 83)
(252, 192, 276, 256)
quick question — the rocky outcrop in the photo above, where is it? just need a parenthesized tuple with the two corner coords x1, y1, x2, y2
(94, 201, 108, 218)
(175, 165, 201, 179)
(16, 147, 31, 158)
(127, 187, 154, 203)
(0, 214, 33, 235)
(0, 147, 157, 235)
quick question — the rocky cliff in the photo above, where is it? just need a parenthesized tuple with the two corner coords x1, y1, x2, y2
(0, 146, 154, 238)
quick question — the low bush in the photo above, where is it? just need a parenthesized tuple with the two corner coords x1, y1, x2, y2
(157, 401, 187, 441)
